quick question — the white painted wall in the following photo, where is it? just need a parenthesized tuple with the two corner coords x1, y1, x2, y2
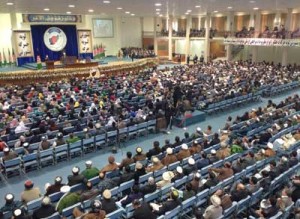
(175, 39, 186, 54)
(0, 14, 13, 59)
(190, 40, 205, 57)
(143, 17, 154, 32)
(120, 17, 142, 48)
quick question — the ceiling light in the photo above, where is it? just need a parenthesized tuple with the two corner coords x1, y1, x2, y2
(159, 14, 163, 17)
(195, 5, 201, 8)
(156, 8, 161, 11)
(156, 12, 160, 15)
(253, 7, 259, 10)
(6, 2, 14, 5)
(44, 8, 50, 11)
(155, 3, 162, 6)
(103, 0, 110, 3)
(214, 10, 218, 13)
(249, 0, 256, 3)
(88, 9, 94, 12)
(228, 6, 232, 9)
(131, 14, 135, 16)
(117, 7, 122, 10)
(187, 10, 192, 12)
(68, 4, 75, 8)
(185, 12, 189, 15)
(125, 11, 130, 14)
(66, 11, 71, 14)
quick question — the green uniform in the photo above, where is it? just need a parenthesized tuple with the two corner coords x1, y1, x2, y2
(81, 167, 99, 180)
(56, 192, 80, 213)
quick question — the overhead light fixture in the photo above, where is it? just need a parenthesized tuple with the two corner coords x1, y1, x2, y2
(66, 11, 72, 14)
(131, 14, 135, 16)
(68, 4, 75, 8)
(103, 0, 110, 3)
(117, 7, 122, 10)
(156, 12, 160, 15)
(214, 10, 218, 13)
(6, 2, 14, 5)
(253, 7, 259, 10)
(187, 10, 192, 12)
(159, 14, 163, 17)
(125, 11, 130, 14)
(228, 6, 232, 9)
(249, 0, 256, 3)
(185, 12, 189, 15)
(88, 9, 94, 12)
(156, 8, 161, 11)
(195, 5, 201, 8)
(155, 3, 162, 6)
(44, 8, 50, 11)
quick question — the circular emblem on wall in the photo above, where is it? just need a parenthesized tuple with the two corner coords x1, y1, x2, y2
(43, 27, 67, 51)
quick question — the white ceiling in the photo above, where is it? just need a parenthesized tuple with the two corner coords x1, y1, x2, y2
(0, 0, 300, 17)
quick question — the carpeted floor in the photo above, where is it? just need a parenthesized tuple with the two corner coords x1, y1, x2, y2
(0, 82, 299, 207)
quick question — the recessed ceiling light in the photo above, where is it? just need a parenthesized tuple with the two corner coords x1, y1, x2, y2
(195, 5, 201, 8)
(249, 0, 256, 3)
(88, 9, 94, 12)
(156, 8, 161, 11)
(159, 14, 163, 17)
(185, 12, 189, 15)
(156, 12, 160, 15)
(125, 11, 130, 14)
(117, 7, 122, 10)
(103, 0, 110, 3)
(6, 2, 14, 5)
(155, 3, 162, 6)
(68, 4, 75, 8)
(187, 10, 192, 12)
(44, 8, 50, 11)
(131, 14, 135, 16)
(228, 6, 232, 9)
(253, 7, 259, 10)
(214, 10, 218, 13)
(66, 11, 71, 14)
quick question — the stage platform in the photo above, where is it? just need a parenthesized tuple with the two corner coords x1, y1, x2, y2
(173, 111, 206, 127)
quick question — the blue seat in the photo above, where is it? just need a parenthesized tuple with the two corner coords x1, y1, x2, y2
(209, 183, 222, 195)
(68, 140, 83, 158)
(107, 130, 118, 145)
(110, 186, 119, 197)
(164, 205, 181, 219)
(174, 176, 187, 189)
(2, 157, 22, 178)
(22, 152, 39, 173)
(41, 212, 61, 219)
(269, 211, 283, 219)
(196, 189, 209, 207)
(83, 137, 95, 153)
(147, 120, 156, 133)
(144, 189, 160, 202)
(106, 169, 120, 178)
(106, 208, 125, 219)
(200, 164, 212, 177)
(49, 192, 63, 203)
(154, 166, 167, 178)
(95, 133, 106, 148)
(53, 144, 69, 163)
(90, 175, 100, 186)
(222, 175, 234, 187)
(27, 197, 42, 213)
(139, 172, 153, 184)
(168, 161, 180, 171)
(123, 201, 140, 218)
(138, 122, 148, 136)
(160, 184, 173, 201)
(128, 124, 138, 139)
(236, 196, 251, 214)
(223, 201, 237, 218)
(119, 179, 135, 196)
(181, 196, 196, 216)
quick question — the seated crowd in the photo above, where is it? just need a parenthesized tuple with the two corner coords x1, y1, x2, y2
(0, 91, 300, 218)
(121, 47, 155, 59)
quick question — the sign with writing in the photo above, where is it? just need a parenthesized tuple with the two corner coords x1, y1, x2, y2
(22, 14, 82, 23)
(14, 31, 33, 57)
(224, 38, 300, 47)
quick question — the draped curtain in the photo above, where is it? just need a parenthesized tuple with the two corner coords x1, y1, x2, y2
(30, 25, 78, 61)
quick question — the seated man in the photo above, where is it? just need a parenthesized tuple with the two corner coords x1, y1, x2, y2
(203, 195, 223, 219)
(99, 155, 119, 174)
(101, 190, 117, 214)
(0, 194, 23, 215)
(132, 199, 157, 219)
(151, 190, 181, 215)
(32, 196, 56, 219)
(73, 200, 106, 219)
(81, 160, 99, 180)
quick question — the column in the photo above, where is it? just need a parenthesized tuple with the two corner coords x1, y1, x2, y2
(254, 10, 261, 37)
(153, 17, 158, 55)
(140, 17, 144, 48)
(226, 11, 234, 61)
(204, 13, 211, 62)
(249, 12, 255, 28)
(285, 8, 293, 31)
(168, 16, 173, 60)
(251, 46, 258, 63)
(274, 11, 281, 28)
(185, 16, 192, 63)
(282, 47, 288, 66)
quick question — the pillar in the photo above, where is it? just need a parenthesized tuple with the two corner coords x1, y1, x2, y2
(251, 46, 258, 63)
(168, 16, 173, 60)
(282, 47, 288, 66)
(185, 16, 192, 63)
(249, 12, 255, 28)
(140, 17, 144, 48)
(285, 8, 293, 31)
(254, 10, 261, 37)
(204, 13, 211, 62)
(154, 17, 158, 55)
(274, 11, 281, 28)
(226, 11, 234, 61)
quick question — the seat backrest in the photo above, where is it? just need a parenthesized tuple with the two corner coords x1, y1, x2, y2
(164, 206, 181, 219)
(106, 208, 124, 219)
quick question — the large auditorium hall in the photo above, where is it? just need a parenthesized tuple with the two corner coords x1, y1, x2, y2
(0, 0, 300, 218)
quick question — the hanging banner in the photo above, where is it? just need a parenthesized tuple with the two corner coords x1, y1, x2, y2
(22, 14, 82, 23)
(77, 30, 92, 53)
(14, 31, 33, 57)
(224, 38, 300, 47)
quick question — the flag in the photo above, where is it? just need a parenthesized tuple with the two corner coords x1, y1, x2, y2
(3, 49, 7, 66)
(0, 50, 2, 67)
(12, 49, 16, 65)
(8, 48, 11, 65)
(36, 55, 42, 70)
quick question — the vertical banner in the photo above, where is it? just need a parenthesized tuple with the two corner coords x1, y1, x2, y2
(14, 31, 33, 57)
(77, 30, 93, 59)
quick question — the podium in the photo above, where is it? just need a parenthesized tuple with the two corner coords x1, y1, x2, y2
(45, 61, 55, 70)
